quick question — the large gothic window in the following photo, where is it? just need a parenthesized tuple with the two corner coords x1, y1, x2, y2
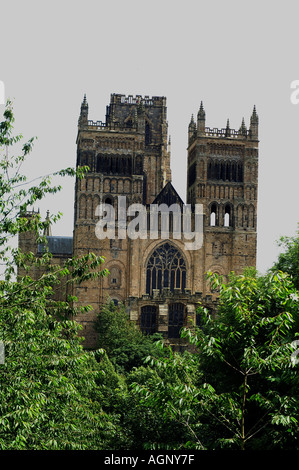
(146, 242, 186, 295)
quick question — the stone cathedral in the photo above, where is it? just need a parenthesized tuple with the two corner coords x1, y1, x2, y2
(18, 93, 259, 349)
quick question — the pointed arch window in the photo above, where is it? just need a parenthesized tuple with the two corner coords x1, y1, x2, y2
(109, 266, 121, 287)
(145, 122, 151, 145)
(237, 162, 243, 182)
(207, 160, 212, 179)
(224, 204, 232, 227)
(188, 162, 196, 186)
(210, 203, 217, 226)
(146, 242, 187, 295)
(104, 196, 113, 207)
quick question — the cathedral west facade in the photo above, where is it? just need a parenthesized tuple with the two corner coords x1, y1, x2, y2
(19, 93, 259, 349)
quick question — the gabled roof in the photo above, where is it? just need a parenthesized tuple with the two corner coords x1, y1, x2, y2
(152, 181, 184, 207)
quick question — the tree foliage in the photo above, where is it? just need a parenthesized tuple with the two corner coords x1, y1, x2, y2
(96, 300, 164, 374)
(0, 100, 119, 449)
(131, 269, 299, 450)
(273, 225, 299, 290)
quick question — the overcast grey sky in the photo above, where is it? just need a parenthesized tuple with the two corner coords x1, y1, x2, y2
(1, 0, 299, 274)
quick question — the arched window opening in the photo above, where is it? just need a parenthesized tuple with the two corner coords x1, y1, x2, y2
(210, 212, 216, 226)
(87, 153, 93, 172)
(140, 305, 157, 335)
(168, 303, 185, 338)
(109, 266, 121, 287)
(232, 162, 237, 181)
(145, 122, 151, 145)
(207, 161, 212, 179)
(215, 161, 220, 180)
(146, 242, 186, 295)
(224, 205, 231, 227)
(224, 213, 230, 227)
(237, 162, 243, 182)
(249, 205, 255, 228)
(188, 163, 196, 186)
(226, 162, 231, 181)
(210, 203, 217, 226)
(104, 197, 113, 207)
(80, 152, 87, 167)
(220, 162, 226, 181)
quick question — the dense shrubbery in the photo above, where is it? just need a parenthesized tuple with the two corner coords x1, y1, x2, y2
(95, 270, 298, 450)
(96, 300, 165, 373)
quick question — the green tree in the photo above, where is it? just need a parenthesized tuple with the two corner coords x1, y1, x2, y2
(273, 224, 299, 290)
(96, 299, 164, 374)
(128, 349, 204, 450)
(132, 269, 299, 450)
(0, 100, 120, 449)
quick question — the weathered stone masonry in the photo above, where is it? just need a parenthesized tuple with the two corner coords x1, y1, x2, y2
(18, 93, 259, 349)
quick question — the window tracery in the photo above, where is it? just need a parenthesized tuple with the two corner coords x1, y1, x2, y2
(146, 242, 186, 295)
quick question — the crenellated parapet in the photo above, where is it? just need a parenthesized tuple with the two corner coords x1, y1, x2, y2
(188, 102, 259, 146)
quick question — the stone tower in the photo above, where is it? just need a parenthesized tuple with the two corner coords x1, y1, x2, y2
(72, 93, 172, 346)
(75, 93, 171, 207)
(187, 102, 259, 284)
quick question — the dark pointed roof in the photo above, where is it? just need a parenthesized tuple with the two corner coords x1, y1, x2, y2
(152, 181, 184, 207)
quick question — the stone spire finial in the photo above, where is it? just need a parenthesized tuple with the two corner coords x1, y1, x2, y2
(197, 101, 205, 120)
(250, 105, 259, 124)
(189, 114, 196, 129)
(197, 102, 206, 136)
(225, 118, 231, 137)
(188, 114, 196, 140)
(81, 94, 88, 109)
(249, 105, 259, 139)
(239, 117, 247, 136)
(79, 94, 89, 126)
